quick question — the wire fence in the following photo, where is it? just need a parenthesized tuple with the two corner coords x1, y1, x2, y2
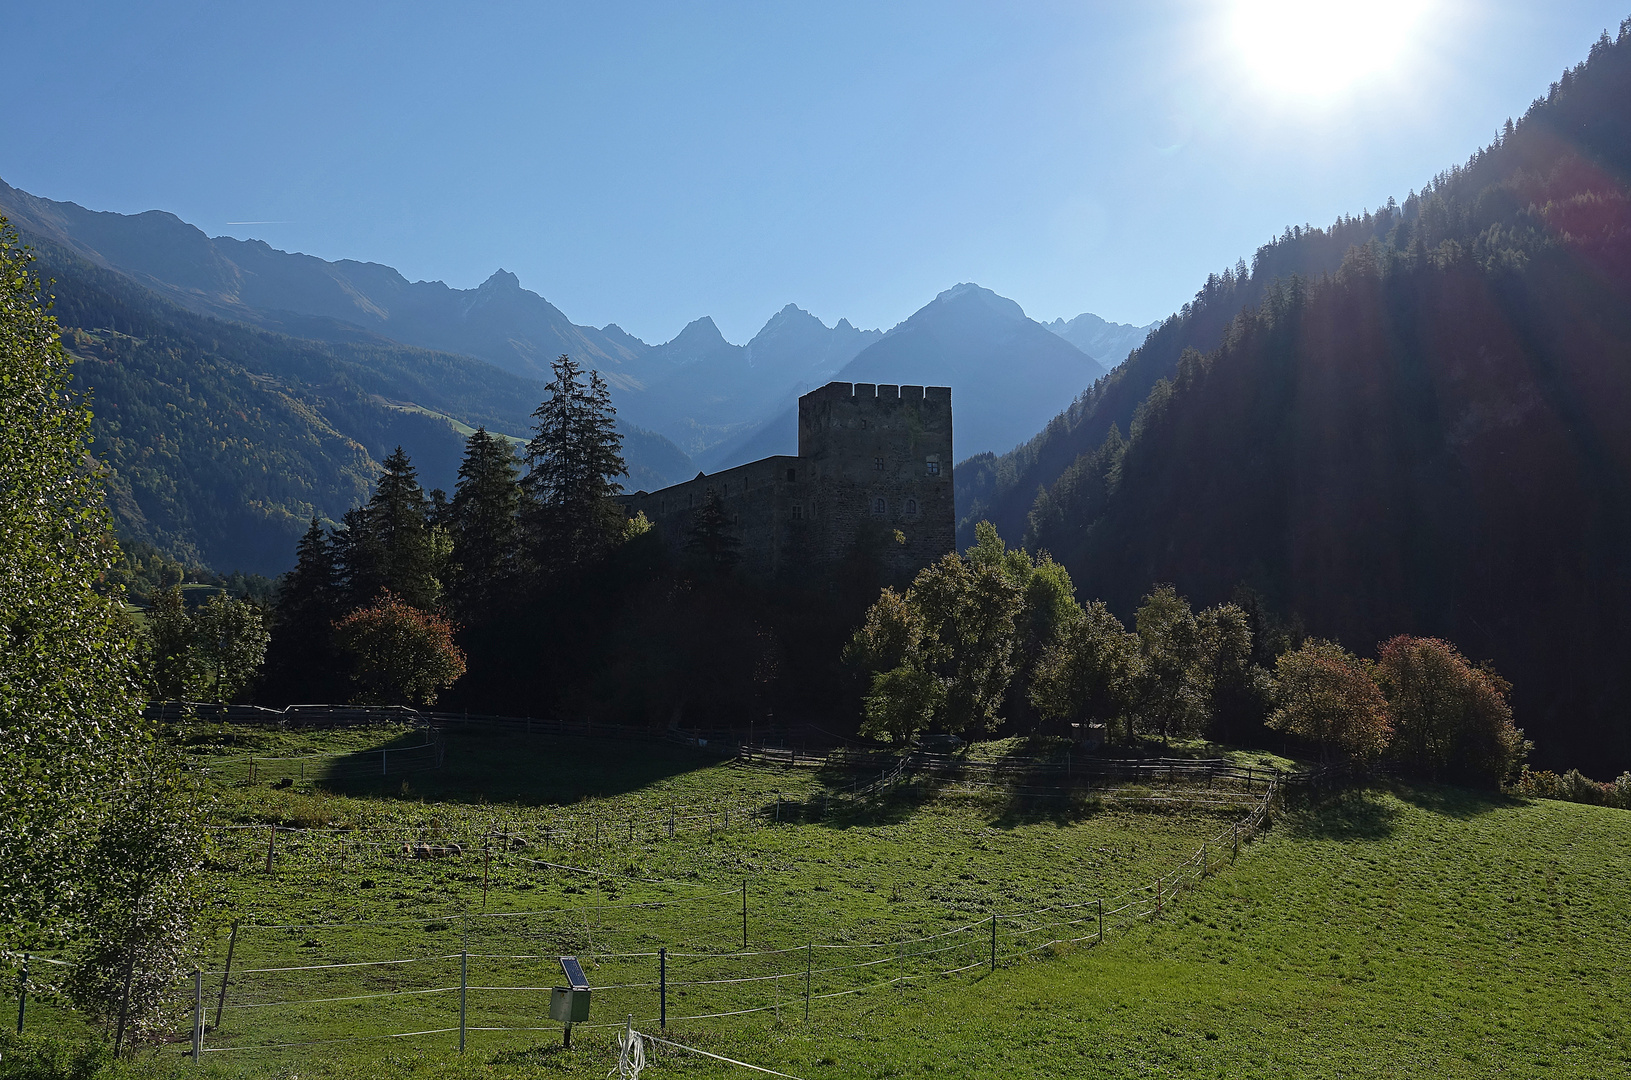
(6, 775, 1280, 1059)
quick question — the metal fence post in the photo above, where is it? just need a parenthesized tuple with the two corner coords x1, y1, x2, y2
(191, 969, 203, 1063)
(989, 914, 997, 971)
(1097, 899, 1103, 942)
(659, 948, 667, 1029)
(804, 943, 812, 1022)
(459, 947, 468, 1053)
(742, 880, 748, 949)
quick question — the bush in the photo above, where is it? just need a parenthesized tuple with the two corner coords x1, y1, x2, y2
(1510, 767, 1631, 810)
(0, 1032, 109, 1080)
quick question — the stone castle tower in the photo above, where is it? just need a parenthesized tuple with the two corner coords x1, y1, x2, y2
(615, 381, 954, 581)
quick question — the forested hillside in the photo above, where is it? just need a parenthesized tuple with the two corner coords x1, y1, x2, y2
(1023, 23, 1631, 773)
(19, 233, 691, 575)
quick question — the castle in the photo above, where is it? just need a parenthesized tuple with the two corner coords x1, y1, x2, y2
(615, 382, 955, 581)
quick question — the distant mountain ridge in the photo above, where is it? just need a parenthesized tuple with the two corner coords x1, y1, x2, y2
(0, 179, 882, 459)
(0, 180, 1135, 472)
(700, 283, 1109, 472)
(1045, 311, 1157, 365)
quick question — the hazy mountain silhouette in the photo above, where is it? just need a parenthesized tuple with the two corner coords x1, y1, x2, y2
(0, 178, 655, 389)
(631, 306, 880, 455)
(1045, 311, 1157, 365)
(698, 283, 1107, 473)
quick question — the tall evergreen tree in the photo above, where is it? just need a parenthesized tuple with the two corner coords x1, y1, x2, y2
(263, 517, 345, 703)
(340, 447, 444, 611)
(522, 355, 628, 579)
(685, 488, 742, 577)
(448, 427, 522, 619)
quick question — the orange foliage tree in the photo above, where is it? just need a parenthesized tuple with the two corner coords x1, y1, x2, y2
(1266, 639, 1391, 764)
(333, 592, 466, 706)
(1374, 636, 1528, 786)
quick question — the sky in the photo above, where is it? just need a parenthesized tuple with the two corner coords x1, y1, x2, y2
(2, 1, 1626, 344)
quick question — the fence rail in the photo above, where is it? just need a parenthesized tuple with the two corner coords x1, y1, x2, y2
(6, 774, 1281, 1059)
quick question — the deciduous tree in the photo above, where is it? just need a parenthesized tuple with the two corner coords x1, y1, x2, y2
(1375, 636, 1528, 786)
(0, 220, 199, 1034)
(334, 591, 467, 706)
(1029, 600, 1139, 738)
(1266, 639, 1391, 763)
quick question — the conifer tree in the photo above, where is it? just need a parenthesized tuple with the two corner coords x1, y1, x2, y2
(448, 427, 522, 619)
(522, 355, 628, 578)
(339, 447, 443, 610)
(264, 518, 344, 702)
(685, 487, 741, 577)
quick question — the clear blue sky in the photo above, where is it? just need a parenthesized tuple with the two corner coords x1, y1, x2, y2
(3, 1, 1626, 344)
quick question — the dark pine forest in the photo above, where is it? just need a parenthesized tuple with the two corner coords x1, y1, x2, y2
(999, 23, 1631, 773)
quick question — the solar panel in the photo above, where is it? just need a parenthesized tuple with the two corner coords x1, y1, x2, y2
(559, 956, 589, 990)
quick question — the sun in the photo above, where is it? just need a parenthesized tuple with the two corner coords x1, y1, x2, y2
(1230, 0, 1428, 100)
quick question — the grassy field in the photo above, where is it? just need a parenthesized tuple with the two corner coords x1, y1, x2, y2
(11, 725, 1630, 1079)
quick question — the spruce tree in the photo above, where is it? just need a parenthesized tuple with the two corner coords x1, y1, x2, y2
(339, 447, 443, 610)
(522, 355, 628, 579)
(264, 518, 345, 702)
(685, 487, 742, 577)
(448, 427, 522, 619)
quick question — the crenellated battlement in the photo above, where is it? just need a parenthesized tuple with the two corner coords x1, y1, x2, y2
(616, 380, 955, 583)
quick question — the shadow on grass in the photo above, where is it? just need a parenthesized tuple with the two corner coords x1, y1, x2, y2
(317, 727, 723, 806)
(1387, 779, 1522, 819)
(1286, 788, 1401, 841)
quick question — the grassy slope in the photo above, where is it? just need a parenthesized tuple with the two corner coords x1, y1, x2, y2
(16, 730, 1631, 1079)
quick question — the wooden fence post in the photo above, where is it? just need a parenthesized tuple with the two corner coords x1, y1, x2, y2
(804, 943, 812, 1022)
(659, 948, 667, 1029)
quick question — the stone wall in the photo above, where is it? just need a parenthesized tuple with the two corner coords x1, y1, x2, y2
(615, 381, 954, 581)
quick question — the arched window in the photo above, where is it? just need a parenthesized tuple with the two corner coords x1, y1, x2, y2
(906, 498, 918, 515)
(872, 498, 886, 515)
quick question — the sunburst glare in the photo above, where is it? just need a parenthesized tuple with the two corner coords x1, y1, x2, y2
(1231, 0, 1431, 100)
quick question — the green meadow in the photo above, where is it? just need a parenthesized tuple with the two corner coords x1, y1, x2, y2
(9, 724, 1630, 1079)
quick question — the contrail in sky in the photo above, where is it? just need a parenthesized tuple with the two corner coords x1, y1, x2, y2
(225, 220, 293, 225)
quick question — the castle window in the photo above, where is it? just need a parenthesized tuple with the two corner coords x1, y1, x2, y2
(791, 503, 803, 519)
(872, 498, 886, 515)
(874, 457, 884, 471)
(925, 459, 940, 476)
(906, 498, 918, 516)
(786, 468, 796, 482)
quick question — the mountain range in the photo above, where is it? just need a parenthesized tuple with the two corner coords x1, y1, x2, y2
(0, 178, 1142, 576)
(0, 178, 1144, 469)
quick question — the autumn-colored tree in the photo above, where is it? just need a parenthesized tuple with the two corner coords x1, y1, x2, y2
(334, 592, 467, 706)
(1266, 640, 1391, 763)
(1374, 636, 1528, 786)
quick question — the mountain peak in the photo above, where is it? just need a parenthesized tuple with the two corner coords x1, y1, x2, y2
(671, 315, 729, 348)
(925, 282, 1027, 323)
(479, 268, 522, 291)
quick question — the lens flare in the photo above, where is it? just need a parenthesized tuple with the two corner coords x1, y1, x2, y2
(1231, 0, 1428, 99)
